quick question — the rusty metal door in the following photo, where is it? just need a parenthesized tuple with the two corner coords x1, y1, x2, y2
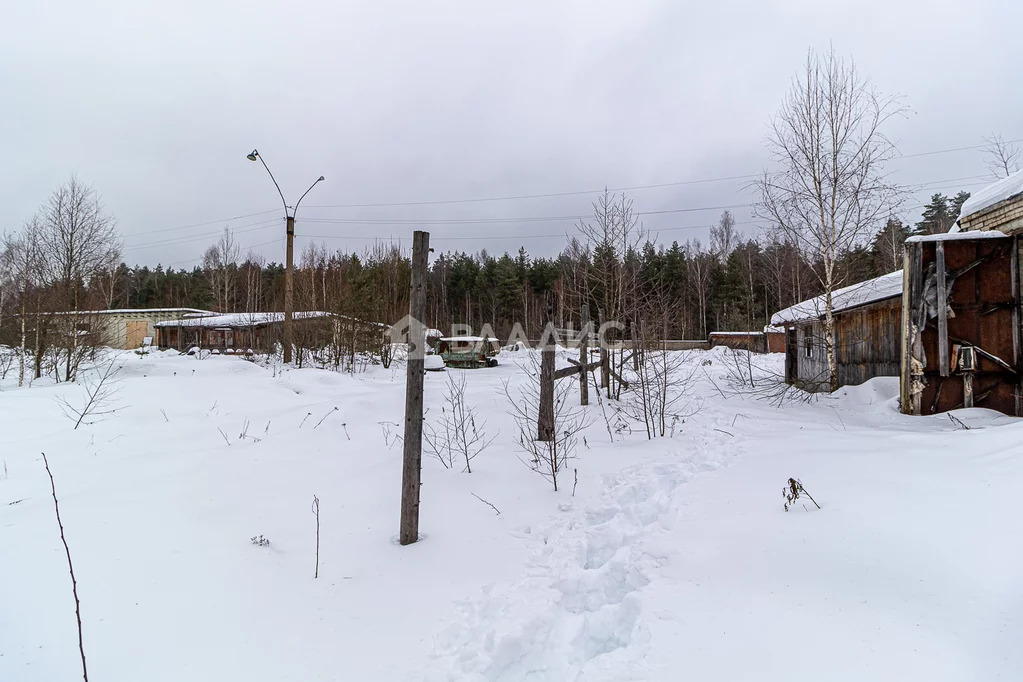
(917, 236, 1020, 415)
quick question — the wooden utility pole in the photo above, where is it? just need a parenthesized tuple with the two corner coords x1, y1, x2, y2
(579, 304, 589, 406)
(538, 322, 555, 442)
(283, 215, 295, 365)
(400, 230, 429, 545)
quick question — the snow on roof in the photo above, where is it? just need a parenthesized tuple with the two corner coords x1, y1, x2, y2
(771, 270, 904, 325)
(439, 336, 500, 342)
(960, 169, 1023, 219)
(709, 331, 764, 337)
(154, 311, 333, 328)
(52, 308, 214, 316)
(764, 325, 785, 334)
(905, 231, 1008, 244)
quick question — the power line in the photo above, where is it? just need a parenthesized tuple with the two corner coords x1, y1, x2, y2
(898, 139, 1022, 160)
(122, 220, 280, 251)
(301, 202, 756, 226)
(127, 208, 282, 237)
(160, 238, 283, 267)
(295, 173, 998, 228)
(117, 159, 1012, 257)
(117, 137, 1017, 245)
(300, 139, 1021, 210)
(302, 173, 761, 210)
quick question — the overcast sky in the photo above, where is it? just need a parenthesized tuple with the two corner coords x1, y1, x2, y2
(2, 0, 1020, 268)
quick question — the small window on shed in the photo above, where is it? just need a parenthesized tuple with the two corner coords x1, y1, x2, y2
(803, 331, 813, 358)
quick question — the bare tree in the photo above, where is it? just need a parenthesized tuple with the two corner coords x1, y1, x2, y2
(710, 210, 737, 263)
(983, 133, 1021, 180)
(576, 190, 645, 399)
(755, 48, 903, 391)
(424, 371, 495, 472)
(202, 227, 240, 312)
(38, 177, 121, 382)
(685, 240, 714, 339)
(4, 219, 45, 386)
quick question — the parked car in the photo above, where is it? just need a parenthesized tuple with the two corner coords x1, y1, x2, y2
(437, 336, 501, 368)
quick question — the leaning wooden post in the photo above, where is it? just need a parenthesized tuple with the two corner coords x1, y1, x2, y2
(400, 230, 429, 546)
(579, 304, 590, 406)
(598, 308, 610, 397)
(538, 321, 555, 442)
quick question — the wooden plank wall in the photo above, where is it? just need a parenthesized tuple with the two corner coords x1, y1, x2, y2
(793, 296, 903, 391)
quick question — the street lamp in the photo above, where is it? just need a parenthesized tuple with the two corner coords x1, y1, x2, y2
(246, 149, 324, 364)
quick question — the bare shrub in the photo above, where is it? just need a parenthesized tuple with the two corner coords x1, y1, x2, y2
(625, 347, 699, 438)
(56, 356, 123, 430)
(250, 535, 270, 547)
(0, 346, 15, 384)
(424, 372, 495, 472)
(42, 453, 89, 681)
(503, 353, 592, 491)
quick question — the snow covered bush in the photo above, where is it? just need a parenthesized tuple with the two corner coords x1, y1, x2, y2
(424, 372, 495, 473)
(250, 535, 270, 547)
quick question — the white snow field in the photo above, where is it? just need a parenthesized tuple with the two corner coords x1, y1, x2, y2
(1, 348, 1021, 681)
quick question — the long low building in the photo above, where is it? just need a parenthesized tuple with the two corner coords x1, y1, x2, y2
(154, 311, 334, 352)
(50, 308, 213, 349)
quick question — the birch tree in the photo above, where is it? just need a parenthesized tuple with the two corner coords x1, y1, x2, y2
(755, 48, 903, 391)
(39, 177, 121, 382)
(3, 221, 44, 386)
(202, 227, 240, 312)
(576, 190, 645, 399)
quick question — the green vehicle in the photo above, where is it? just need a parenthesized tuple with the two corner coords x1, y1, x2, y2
(437, 336, 501, 368)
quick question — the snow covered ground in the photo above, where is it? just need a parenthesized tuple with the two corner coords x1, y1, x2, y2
(1, 348, 1021, 681)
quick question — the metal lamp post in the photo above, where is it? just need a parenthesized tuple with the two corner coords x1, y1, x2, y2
(246, 149, 324, 364)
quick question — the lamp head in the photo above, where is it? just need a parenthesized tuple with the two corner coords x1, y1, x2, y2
(318, 175, 325, 181)
(246, 149, 259, 161)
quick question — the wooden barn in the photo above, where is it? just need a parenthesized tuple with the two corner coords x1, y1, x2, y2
(774, 169, 1023, 416)
(772, 270, 904, 391)
(901, 169, 1023, 416)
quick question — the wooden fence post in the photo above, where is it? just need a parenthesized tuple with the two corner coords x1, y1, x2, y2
(579, 304, 589, 406)
(538, 322, 555, 442)
(400, 230, 429, 546)
(598, 309, 610, 397)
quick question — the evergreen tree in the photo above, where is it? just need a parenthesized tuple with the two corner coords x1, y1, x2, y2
(950, 190, 971, 221)
(914, 194, 954, 235)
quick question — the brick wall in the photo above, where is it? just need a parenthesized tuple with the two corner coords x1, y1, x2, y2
(960, 194, 1023, 234)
